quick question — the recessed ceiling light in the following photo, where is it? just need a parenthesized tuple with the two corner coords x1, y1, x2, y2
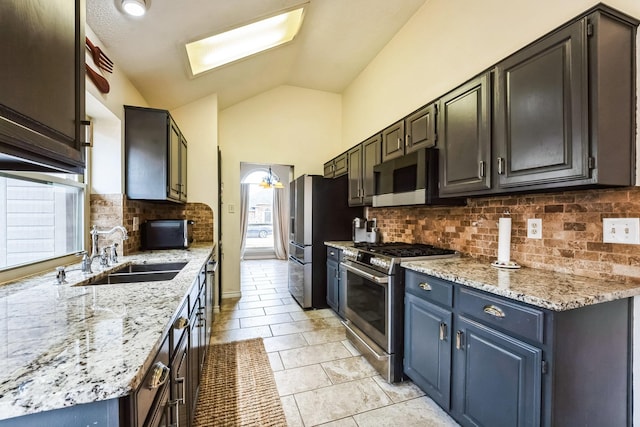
(185, 6, 306, 76)
(122, 0, 147, 17)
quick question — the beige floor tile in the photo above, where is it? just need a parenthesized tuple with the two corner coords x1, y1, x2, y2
(214, 307, 266, 319)
(209, 325, 272, 344)
(353, 396, 459, 427)
(263, 333, 308, 352)
(372, 375, 426, 403)
(237, 294, 261, 303)
(317, 418, 358, 427)
(259, 292, 292, 301)
(290, 309, 339, 321)
(267, 352, 284, 371)
(274, 364, 332, 396)
(280, 341, 352, 369)
(341, 339, 361, 356)
(239, 288, 276, 296)
(321, 356, 379, 384)
(264, 303, 303, 315)
(294, 377, 393, 426)
(211, 317, 240, 332)
(271, 318, 332, 336)
(239, 313, 293, 328)
(320, 316, 346, 328)
(303, 326, 346, 345)
(238, 299, 285, 309)
(280, 395, 304, 427)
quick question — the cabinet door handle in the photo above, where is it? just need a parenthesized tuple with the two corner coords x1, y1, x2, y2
(176, 376, 186, 404)
(456, 330, 463, 350)
(418, 282, 432, 291)
(174, 316, 189, 330)
(478, 161, 486, 178)
(405, 134, 410, 147)
(148, 361, 170, 389)
(397, 137, 401, 150)
(483, 304, 506, 318)
(497, 157, 505, 175)
(330, 251, 335, 256)
(439, 322, 447, 341)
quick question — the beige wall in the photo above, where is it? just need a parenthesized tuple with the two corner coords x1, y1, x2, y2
(342, 0, 640, 148)
(219, 85, 342, 296)
(170, 93, 219, 212)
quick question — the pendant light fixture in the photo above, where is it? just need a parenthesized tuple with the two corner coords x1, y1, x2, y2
(122, 0, 147, 17)
(259, 167, 284, 189)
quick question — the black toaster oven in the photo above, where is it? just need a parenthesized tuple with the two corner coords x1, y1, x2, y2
(141, 219, 194, 250)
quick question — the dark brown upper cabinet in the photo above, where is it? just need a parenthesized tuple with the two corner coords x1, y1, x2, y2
(324, 151, 348, 178)
(0, 0, 86, 173)
(125, 106, 188, 203)
(381, 103, 437, 162)
(493, 7, 636, 192)
(438, 73, 492, 196)
(348, 134, 381, 206)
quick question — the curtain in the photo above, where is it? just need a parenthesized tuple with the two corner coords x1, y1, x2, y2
(272, 186, 288, 259)
(239, 183, 250, 259)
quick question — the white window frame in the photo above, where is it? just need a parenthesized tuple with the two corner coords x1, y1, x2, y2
(0, 171, 86, 284)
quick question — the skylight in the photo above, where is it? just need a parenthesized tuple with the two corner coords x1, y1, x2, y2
(186, 7, 306, 76)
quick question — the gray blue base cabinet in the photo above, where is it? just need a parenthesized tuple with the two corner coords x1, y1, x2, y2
(404, 269, 631, 427)
(326, 247, 344, 317)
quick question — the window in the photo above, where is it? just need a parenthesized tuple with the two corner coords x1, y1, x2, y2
(0, 172, 84, 270)
(244, 170, 275, 250)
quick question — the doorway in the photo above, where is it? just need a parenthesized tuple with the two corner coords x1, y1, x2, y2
(240, 163, 291, 260)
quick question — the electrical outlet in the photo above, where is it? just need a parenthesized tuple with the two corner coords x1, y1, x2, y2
(603, 218, 640, 244)
(132, 216, 139, 231)
(527, 218, 542, 239)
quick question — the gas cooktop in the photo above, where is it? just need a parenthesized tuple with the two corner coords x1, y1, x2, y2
(353, 242, 457, 258)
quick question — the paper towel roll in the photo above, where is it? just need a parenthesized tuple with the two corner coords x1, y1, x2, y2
(497, 217, 512, 263)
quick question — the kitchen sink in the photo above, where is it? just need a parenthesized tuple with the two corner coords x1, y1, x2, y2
(83, 262, 188, 285)
(110, 262, 188, 274)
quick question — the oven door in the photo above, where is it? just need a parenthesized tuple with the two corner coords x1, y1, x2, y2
(342, 260, 391, 353)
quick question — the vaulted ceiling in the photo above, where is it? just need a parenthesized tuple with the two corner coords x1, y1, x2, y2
(86, 0, 427, 110)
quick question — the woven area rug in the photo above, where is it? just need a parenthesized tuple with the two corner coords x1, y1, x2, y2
(193, 338, 287, 427)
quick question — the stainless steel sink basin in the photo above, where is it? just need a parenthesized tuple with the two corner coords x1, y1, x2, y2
(111, 261, 188, 274)
(84, 262, 188, 285)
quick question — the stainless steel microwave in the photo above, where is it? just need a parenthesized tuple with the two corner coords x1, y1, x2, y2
(141, 219, 194, 249)
(373, 148, 463, 207)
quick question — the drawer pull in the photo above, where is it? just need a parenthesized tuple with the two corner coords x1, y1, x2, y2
(148, 361, 170, 389)
(439, 322, 447, 341)
(174, 316, 189, 330)
(483, 304, 506, 318)
(418, 283, 432, 291)
(456, 330, 463, 350)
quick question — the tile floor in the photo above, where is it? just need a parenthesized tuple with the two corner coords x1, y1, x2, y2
(211, 259, 460, 427)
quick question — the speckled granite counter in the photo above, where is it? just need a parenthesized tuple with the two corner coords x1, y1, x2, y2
(325, 241, 640, 311)
(0, 244, 214, 421)
(401, 257, 640, 311)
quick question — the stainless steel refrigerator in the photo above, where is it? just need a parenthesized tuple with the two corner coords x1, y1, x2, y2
(288, 174, 362, 308)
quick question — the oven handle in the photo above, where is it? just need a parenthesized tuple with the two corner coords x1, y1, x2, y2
(341, 262, 389, 284)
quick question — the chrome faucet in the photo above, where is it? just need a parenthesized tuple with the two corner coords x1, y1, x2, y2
(86, 225, 129, 273)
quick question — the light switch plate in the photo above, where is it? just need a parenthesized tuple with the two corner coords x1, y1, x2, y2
(228, 203, 235, 214)
(132, 216, 139, 231)
(603, 218, 640, 244)
(527, 218, 542, 239)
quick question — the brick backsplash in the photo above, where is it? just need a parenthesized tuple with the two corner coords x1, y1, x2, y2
(90, 194, 214, 254)
(366, 187, 640, 285)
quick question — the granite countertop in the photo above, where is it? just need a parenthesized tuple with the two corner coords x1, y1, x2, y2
(402, 257, 640, 311)
(0, 244, 214, 421)
(325, 240, 640, 311)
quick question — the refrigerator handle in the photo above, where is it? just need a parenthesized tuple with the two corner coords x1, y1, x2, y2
(290, 217, 295, 235)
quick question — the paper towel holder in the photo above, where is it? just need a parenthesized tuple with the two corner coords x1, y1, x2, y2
(491, 212, 521, 269)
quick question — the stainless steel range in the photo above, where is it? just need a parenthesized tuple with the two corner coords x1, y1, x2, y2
(341, 242, 458, 383)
